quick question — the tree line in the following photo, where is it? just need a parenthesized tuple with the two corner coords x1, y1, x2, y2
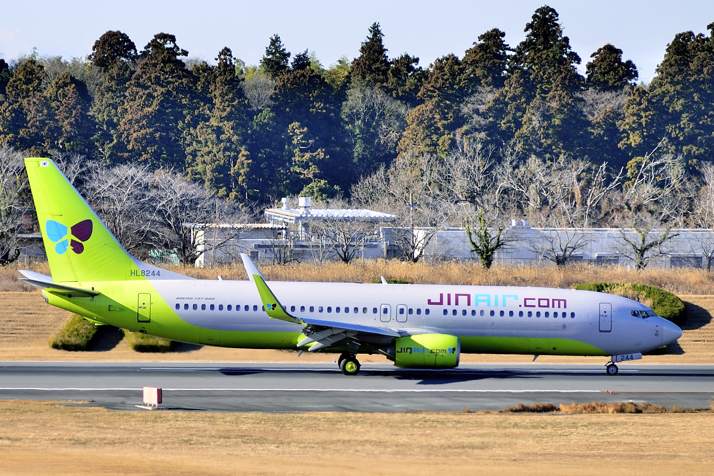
(1, 6, 714, 268)
(0, 6, 711, 206)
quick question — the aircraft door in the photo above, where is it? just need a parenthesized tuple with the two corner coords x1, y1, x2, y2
(380, 304, 391, 323)
(598, 303, 612, 332)
(137, 293, 152, 323)
(396, 304, 408, 323)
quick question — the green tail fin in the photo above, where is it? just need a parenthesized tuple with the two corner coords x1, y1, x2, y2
(25, 157, 182, 283)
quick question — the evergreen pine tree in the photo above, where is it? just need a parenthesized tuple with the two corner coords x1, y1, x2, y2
(351, 22, 390, 87)
(44, 72, 95, 157)
(462, 28, 509, 92)
(89, 30, 138, 164)
(116, 33, 196, 168)
(260, 34, 291, 79)
(586, 44, 638, 91)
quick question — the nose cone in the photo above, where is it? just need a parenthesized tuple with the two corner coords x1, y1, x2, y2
(660, 318, 683, 345)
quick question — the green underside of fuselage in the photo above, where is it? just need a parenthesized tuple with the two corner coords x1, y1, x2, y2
(459, 335, 607, 356)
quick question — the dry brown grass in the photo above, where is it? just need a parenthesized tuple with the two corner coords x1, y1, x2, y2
(169, 260, 714, 295)
(1, 401, 713, 475)
(558, 401, 673, 414)
(4, 260, 714, 293)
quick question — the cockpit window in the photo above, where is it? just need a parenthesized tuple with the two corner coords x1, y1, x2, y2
(631, 309, 655, 318)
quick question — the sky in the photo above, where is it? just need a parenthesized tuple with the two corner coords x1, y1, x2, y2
(1, 0, 713, 82)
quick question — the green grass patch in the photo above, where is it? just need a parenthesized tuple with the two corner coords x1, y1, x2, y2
(574, 282, 686, 325)
(124, 331, 174, 352)
(49, 315, 99, 351)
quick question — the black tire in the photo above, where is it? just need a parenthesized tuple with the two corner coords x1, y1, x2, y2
(337, 352, 349, 368)
(606, 363, 619, 376)
(340, 356, 361, 376)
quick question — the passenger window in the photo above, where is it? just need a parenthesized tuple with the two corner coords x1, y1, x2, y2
(290, 306, 296, 312)
(461, 309, 466, 316)
(244, 305, 249, 312)
(536, 311, 541, 317)
(193, 304, 197, 310)
(417, 308, 422, 316)
(227, 305, 232, 311)
(201, 304, 206, 311)
(183, 304, 189, 310)
(175, 303, 180, 310)
(518, 310, 523, 317)
(253, 305, 258, 311)
(544, 311, 549, 318)
(218, 304, 223, 311)
(443, 309, 448, 316)
(509, 310, 514, 317)
(362, 307, 367, 314)
(552, 311, 557, 318)
(210, 304, 215, 311)
(261, 305, 265, 311)
(354, 307, 359, 313)
(425, 309, 430, 315)
(372, 307, 378, 314)
(336, 307, 340, 313)
(480, 310, 485, 317)
(319, 306, 324, 313)
(399, 308, 404, 315)
(489, 310, 495, 317)
(408, 308, 413, 315)
(499, 310, 504, 317)
(527, 311, 532, 317)
(300, 306, 305, 312)
(452, 309, 457, 316)
(309, 306, 315, 312)
(327, 306, 332, 313)
(570, 312, 575, 318)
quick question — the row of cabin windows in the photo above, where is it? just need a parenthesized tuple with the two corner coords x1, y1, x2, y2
(172, 302, 434, 316)
(442, 308, 576, 318)
(175, 303, 263, 312)
(173, 302, 574, 319)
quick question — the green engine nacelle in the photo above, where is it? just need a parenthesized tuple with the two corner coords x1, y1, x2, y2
(393, 334, 460, 369)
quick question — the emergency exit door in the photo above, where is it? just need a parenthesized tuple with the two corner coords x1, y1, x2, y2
(599, 303, 612, 332)
(137, 293, 152, 323)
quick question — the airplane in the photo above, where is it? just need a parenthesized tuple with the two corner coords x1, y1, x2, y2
(19, 157, 683, 376)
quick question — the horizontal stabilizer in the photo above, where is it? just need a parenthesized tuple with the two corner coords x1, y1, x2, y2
(18, 270, 99, 297)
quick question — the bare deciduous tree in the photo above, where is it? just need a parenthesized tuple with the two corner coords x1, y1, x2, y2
(0, 147, 28, 265)
(352, 152, 448, 262)
(532, 229, 589, 266)
(83, 163, 159, 256)
(309, 217, 375, 264)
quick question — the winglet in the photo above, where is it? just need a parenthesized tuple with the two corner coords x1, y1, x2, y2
(240, 253, 300, 324)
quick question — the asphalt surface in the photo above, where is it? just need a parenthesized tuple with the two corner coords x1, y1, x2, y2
(1, 362, 713, 412)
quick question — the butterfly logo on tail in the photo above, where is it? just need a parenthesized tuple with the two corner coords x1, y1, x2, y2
(46, 219, 93, 255)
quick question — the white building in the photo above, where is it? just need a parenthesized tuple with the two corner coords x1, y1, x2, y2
(264, 196, 397, 239)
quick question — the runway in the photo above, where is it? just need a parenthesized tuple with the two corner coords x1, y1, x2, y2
(1, 362, 713, 412)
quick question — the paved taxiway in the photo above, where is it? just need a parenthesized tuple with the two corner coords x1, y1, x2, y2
(1, 362, 713, 411)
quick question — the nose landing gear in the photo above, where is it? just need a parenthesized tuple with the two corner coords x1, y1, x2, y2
(605, 363, 619, 375)
(338, 353, 361, 376)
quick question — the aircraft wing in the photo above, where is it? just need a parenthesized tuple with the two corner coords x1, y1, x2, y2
(240, 253, 402, 351)
(18, 270, 99, 297)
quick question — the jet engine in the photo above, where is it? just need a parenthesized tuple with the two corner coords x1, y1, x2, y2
(393, 334, 460, 369)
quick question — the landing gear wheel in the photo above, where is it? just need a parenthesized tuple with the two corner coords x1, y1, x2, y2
(606, 363, 619, 376)
(337, 352, 349, 368)
(339, 355, 361, 376)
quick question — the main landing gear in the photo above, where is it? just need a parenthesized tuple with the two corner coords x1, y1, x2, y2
(605, 363, 619, 376)
(338, 353, 361, 376)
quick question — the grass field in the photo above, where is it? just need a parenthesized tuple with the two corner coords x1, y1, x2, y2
(4, 260, 714, 293)
(0, 401, 713, 475)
